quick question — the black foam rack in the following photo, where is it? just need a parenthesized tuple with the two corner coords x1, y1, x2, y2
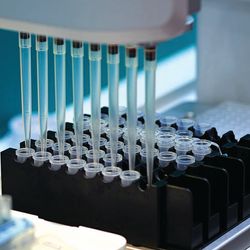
(2, 108, 250, 250)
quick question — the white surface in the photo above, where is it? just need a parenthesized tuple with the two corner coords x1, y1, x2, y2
(198, 0, 250, 104)
(0, 0, 188, 44)
(196, 101, 250, 139)
(12, 211, 126, 250)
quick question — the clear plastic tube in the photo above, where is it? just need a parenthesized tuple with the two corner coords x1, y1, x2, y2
(88, 137, 107, 148)
(192, 139, 212, 161)
(105, 141, 124, 153)
(69, 146, 88, 159)
(175, 137, 193, 155)
(123, 144, 141, 160)
(140, 148, 159, 163)
(55, 130, 74, 141)
(177, 118, 194, 131)
(53, 38, 66, 156)
(19, 32, 32, 149)
(52, 142, 71, 155)
(193, 122, 211, 137)
(160, 116, 177, 127)
(158, 151, 177, 168)
(103, 153, 123, 167)
(71, 41, 84, 159)
(35, 139, 54, 151)
(156, 133, 175, 152)
(89, 44, 101, 163)
(86, 149, 105, 163)
(126, 47, 138, 171)
(176, 155, 195, 171)
(71, 134, 90, 145)
(107, 45, 120, 167)
(144, 46, 157, 186)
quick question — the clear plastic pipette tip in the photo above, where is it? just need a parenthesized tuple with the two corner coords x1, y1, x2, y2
(89, 44, 102, 164)
(36, 35, 48, 152)
(144, 45, 157, 186)
(19, 32, 32, 149)
(107, 44, 121, 172)
(71, 40, 84, 159)
(126, 47, 139, 176)
(53, 38, 66, 156)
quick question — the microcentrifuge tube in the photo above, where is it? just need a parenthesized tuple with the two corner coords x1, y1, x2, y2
(144, 46, 157, 187)
(53, 38, 66, 156)
(19, 32, 32, 149)
(89, 44, 101, 163)
(71, 41, 84, 159)
(126, 47, 138, 171)
(107, 45, 120, 167)
(36, 35, 48, 152)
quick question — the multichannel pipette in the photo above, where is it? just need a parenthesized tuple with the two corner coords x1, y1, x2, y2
(53, 38, 66, 157)
(19, 32, 32, 150)
(36, 35, 48, 152)
(71, 41, 84, 159)
(144, 46, 157, 187)
(126, 47, 138, 172)
(107, 45, 120, 167)
(89, 44, 101, 164)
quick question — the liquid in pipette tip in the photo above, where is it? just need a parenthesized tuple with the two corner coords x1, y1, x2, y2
(53, 38, 66, 156)
(144, 45, 157, 187)
(89, 44, 101, 163)
(126, 47, 138, 171)
(71, 41, 84, 159)
(19, 32, 32, 149)
(107, 45, 120, 167)
(36, 35, 48, 152)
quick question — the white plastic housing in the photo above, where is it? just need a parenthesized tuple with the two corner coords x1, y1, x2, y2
(0, 0, 189, 44)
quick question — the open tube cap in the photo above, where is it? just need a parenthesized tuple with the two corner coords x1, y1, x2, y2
(158, 151, 177, 168)
(120, 170, 140, 187)
(192, 139, 212, 161)
(52, 142, 71, 154)
(102, 166, 122, 183)
(84, 162, 104, 179)
(69, 146, 88, 159)
(194, 122, 212, 137)
(32, 151, 52, 167)
(72, 134, 90, 145)
(105, 141, 124, 152)
(123, 144, 141, 159)
(156, 126, 176, 135)
(175, 137, 193, 155)
(16, 148, 35, 163)
(86, 149, 105, 163)
(175, 130, 193, 139)
(176, 155, 195, 171)
(49, 155, 69, 171)
(177, 118, 194, 131)
(55, 130, 74, 141)
(35, 139, 54, 151)
(88, 137, 107, 148)
(160, 116, 177, 126)
(103, 153, 123, 167)
(67, 159, 86, 175)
